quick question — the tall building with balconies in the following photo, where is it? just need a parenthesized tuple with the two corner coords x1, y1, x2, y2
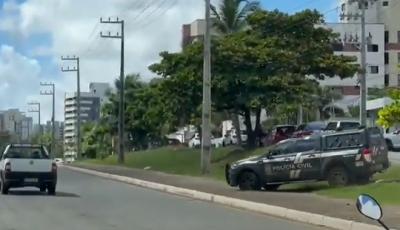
(340, 0, 400, 87)
(64, 92, 100, 159)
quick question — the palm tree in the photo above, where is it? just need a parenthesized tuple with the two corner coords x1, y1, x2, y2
(210, 0, 260, 146)
(210, 0, 260, 35)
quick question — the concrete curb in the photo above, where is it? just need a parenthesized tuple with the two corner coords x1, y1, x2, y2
(63, 165, 382, 230)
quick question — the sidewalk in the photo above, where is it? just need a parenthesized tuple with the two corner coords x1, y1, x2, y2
(72, 163, 400, 229)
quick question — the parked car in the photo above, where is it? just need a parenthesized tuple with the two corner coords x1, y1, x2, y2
(188, 136, 201, 148)
(0, 144, 57, 195)
(292, 121, 327, 138)
(266, 125, 296, 145)
(225, 127, 389, 191)
(384, 129, 400, 151)
(324, 120, 360, 132)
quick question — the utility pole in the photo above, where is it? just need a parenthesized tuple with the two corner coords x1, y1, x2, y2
(28, 102, 41, 135)
(359, 0, 367, 127)
(201, 0, 212, 174)
(342, 0, 377, 126)
(61, 55, 81, 160)
(100, 17, 125, 164)
(40, 82, 56, 157)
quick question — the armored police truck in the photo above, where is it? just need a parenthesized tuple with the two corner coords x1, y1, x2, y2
(225, 127, 389, 190)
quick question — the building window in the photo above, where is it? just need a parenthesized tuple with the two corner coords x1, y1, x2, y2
(398, 74, 400, 86)
(369, 66, 379, 74)
(398, 31, 400, 43)
(385, 74, 389, 87)
(367, 44, 379, 52)
(385, 31, 389, 43)
(385, 52, 389, 64)
(383, 1, 389, 6)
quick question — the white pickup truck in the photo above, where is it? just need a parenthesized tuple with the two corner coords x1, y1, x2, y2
(0, 144, 57, 195)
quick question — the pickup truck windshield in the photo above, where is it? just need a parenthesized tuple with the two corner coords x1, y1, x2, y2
(4, 147, 49, 159)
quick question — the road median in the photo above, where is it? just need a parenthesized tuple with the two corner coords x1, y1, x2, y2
(63, 164, 393, 230)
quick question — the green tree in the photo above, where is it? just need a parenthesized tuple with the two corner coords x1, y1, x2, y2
(377, 89, 399, 128)
(151, 9, 358, 148)
(210, 0, 260, 145)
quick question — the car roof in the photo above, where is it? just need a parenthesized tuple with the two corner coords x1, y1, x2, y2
(320, 129, 364, 138)
(326, 119, 360, 123)
(9, 144, 43, 148)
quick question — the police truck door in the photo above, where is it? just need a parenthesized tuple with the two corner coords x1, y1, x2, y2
(263, 140, 297, 183)
(291, 139, 321, 180)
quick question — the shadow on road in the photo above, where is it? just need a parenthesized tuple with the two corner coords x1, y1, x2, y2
(8, 190, 80, 198)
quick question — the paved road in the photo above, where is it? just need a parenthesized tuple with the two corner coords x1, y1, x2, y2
(0, 168, 327, 230)
(389, 151, 400, 164)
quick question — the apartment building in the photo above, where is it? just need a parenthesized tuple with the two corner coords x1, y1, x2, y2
(322, 22, 385, 88)
(340, 0, 400, 86)
(45, 120, 64, 140)
(0, 109, 33, 141)
(64, 92, 100, 158)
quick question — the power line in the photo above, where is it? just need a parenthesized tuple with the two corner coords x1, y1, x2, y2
(135, 0, 178, 29)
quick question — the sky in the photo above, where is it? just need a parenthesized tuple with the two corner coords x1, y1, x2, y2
(0, 0, 340, 124)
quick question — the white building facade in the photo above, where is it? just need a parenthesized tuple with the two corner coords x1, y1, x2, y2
(340, 0, 400, 86)
(322, 23, 385, 88)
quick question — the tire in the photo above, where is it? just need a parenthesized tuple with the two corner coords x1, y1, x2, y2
(1, 177, 9, 195)
(40, 185, 46, 192)
(386, 139, 394, 151)
(47, 184, 56, 195)
(264, 184, 280, 191)
(327, 166, 350, 187)
(238, 171, 261, 191)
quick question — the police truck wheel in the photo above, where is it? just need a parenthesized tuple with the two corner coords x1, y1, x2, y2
(327, 166, 349, 187)
(238, 171, 261, 191)
(264, 184, 280, 191)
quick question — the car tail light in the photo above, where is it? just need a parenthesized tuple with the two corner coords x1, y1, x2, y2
(5, 162, 11, 172)
(362, 148, 372, 163)
(52, 163, 57, 173)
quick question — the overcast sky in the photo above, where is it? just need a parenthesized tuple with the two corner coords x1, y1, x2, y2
(0, 0, 339, 124)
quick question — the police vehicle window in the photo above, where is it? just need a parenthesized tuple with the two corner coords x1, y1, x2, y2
(341, 122, 359, 130)
(325, 122, 338, 130)
(271, 141, 295, 155)
(294, 140, 316, 152)
(4, 146, 49, 159)
(306, 122, 326, 131)
(325, 133, 363, 149)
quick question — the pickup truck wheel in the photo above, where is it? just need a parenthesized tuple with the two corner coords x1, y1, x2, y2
(327, 166, 349, 187)
(238, 171, 261, 191)
(1, 178, 9, 195)
(47, 184, 56, 195)
(264, 184, 280, 191)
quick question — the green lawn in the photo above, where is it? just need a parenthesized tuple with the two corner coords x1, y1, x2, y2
(280, 166, 400, 205)
(84, 146, 267, 181)
(82, 147, 400, 205)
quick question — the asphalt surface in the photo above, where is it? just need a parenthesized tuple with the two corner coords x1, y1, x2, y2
(0, 168, 327, 230)
(389, 151, 400, 164)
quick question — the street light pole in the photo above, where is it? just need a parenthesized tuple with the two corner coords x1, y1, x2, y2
(201, 0, 212, 174)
